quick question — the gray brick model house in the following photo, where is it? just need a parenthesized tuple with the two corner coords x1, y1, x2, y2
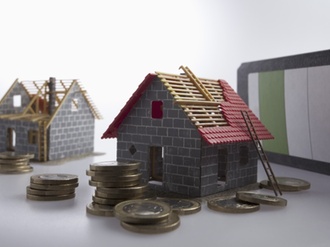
(0, 78, 102, 161)
(102, 67, 273, 197)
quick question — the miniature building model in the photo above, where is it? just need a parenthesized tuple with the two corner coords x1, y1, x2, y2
(102, 67, 273, 197)
(0, 78, 102, 161)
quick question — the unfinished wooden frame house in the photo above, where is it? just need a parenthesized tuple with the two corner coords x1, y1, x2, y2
(0, 78, 102, 161)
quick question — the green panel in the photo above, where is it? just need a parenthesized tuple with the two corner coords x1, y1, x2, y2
(259, 71, 289, 155)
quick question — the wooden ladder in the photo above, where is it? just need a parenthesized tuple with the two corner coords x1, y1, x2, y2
(38, 120, 48, 162)
(241, 110, 282, 196)
(179, 66, 215, 102)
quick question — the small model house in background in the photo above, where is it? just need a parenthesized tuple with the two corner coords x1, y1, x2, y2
(102, 67, 273, 197)
(0, 78, 102, 162)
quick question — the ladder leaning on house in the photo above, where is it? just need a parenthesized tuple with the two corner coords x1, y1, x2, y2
(38, 120, 48, 162)
(240, 110, 282, 196)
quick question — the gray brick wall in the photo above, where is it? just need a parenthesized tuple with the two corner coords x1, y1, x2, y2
(116, 78, 202, 197)
(0, 83, 30, 114)
(48, 83, 95, 160)
(0, 119, 39, 155)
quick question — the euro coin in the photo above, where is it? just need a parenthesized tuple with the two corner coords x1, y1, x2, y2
(157, 198, 201, 215)
(88, 180, 140, 188)
(270, 177, 310, 191)
(89, 161, 140, 172)
(236, 191, 287, 207)
(29, 182, 79, 191)
(96, 183, 148, 195)
(0, 166, 33, 174)
(26, 186, 75, 196)
(26, 193, 75, 201)
(86, 202, 115, 217)
(207, 196, 260, 213)
(86, 169, 139, 177)
(120, 212, 180, 234)
(31, 174, 78, 185)
(114, 199, 172, 224)
(90, 173, 142, 183)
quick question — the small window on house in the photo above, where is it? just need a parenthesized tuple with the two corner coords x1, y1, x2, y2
(149, 146, 164, 181)
(13, 95, 22, 107)
(239, 146, 249, 165)
(151, 101, 163, 119)
(28, 130, 38, 144)
(71, 98, 78, 112)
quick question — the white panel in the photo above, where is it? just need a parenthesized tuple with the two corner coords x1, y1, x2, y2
(248, 73, 259, 118)
(284, 68, 312, 159)
(308, 65, 330, 163)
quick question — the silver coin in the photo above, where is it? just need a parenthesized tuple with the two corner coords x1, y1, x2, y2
(207, 196, 260, 213)
(236, 191, 287, 207)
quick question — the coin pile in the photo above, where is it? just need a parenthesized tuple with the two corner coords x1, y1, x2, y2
(236, 191, 287, 207)
(86, 161, 155, 217)
(260, 177, 311, 192)
(0, 152, 34, 174)
(26, 174, 78, 201)
(114, 199, 180, 234)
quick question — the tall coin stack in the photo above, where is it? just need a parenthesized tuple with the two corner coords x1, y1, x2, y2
(0, 152, 34, 174)
(86, 161, 154, 217)
(26, 174, 79, 201)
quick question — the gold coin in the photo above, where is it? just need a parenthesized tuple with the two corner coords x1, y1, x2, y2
(88, 180, 140, 188)
(114, 199, 172, 224)
(157, 198, 201, 215)
(0, 166, 33, 174)
(86, 202, 115, 217)
(120, 212, 180, 234)
(0, 152, 34, 160)
(31, 174, 78, 185)
(86, 169, 139, 177)
(90, 173, 142, 183)
(0, 159, 29, 165)
(92, 195, 126, 205)
(236, 191, 287, 207)
(207, 196, 260, 213)
(26, 193, 75, 201)
(29, 182, 79, 191)
(268, 177, 310, 191)
(26, 186, 76, 196)
(89, 161, 140, 172)
(96, 184, 148, 195)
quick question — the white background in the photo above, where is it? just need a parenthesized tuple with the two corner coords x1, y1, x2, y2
(1, 0, 330, 159)
(1, 2, 330, 246)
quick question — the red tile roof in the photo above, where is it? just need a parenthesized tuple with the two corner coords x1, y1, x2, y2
(101, 72, 273, 144)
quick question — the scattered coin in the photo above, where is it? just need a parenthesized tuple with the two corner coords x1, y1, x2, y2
(260, 177, 311, 191)
(114, 199, 172, 224)
(86, 202, 115, 217)
(236, 191, 287, 207)
(207, 196, 260, 213)
(120, 212, 180, 234)
(157, 198, 201, 215)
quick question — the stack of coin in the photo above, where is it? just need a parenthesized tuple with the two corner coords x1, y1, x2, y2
(26, 174, 78, 201)
(0, 152, 34, 174)
(114, 199, 180, 234)
(86, 161, 155, 217)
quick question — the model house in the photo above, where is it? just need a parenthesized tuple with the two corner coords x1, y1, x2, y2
(0, 78, 102, 161)
(102, 67, 273, 197)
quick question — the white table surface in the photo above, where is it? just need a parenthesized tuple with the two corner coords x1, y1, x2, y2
(1, 153, 329, 247)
